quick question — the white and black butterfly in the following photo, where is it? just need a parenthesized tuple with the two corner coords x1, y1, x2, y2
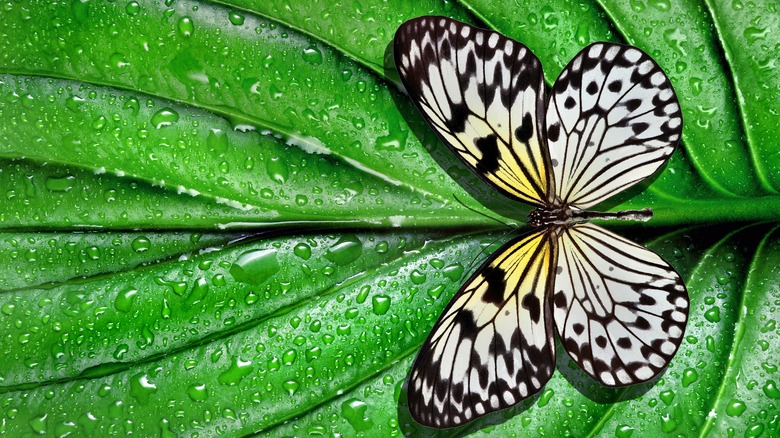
(394, 16, 688, 428)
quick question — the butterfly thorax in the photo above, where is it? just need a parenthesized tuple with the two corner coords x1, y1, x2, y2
(528, 206, 655, 228)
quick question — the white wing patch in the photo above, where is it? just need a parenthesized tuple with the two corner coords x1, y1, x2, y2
(546, 43, 683, 209)
(553, 223, 688, 386)
(408, 231, 556, 428)
(394, 16, 550, 206)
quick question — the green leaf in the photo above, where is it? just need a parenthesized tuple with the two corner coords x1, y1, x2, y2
(0, 0, 778, 436)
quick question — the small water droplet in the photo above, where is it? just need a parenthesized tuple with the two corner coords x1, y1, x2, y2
(125, 1, 140, 15)
(681, 368, 698, 387)
(726, 399, 747, 416)
(45, 175, 76, 192)
(341, 399, 373, 432)
(178, 16, 194, 37)
(187, 383, 208, 402)
(763, 380, 780, 399)
(372, 295, 391, 315)
(228, 10, 245, 25)
(325, 235, 363, 265)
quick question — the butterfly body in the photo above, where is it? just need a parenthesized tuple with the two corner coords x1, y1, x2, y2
(394, 16, 688, 429)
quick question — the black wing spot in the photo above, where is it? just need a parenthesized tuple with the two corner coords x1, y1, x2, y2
(448, 102, 470, 132)
(586, 81, 599, 95)
(554, 291, 567, 308)
(514, 113, 534, 144)
(624, 99, 642, 112)
(547, 122, 561, 142)
(474, 134, 500, 173)
(595, 335, 607, 348)
(632, 122, 650, 135)
(573, 323, 585, 335)
(480, 264, 507, 304)
(522, 293, 542, 323)
(617, 337, 632, 349)
(564, 96, 576, 109)
(608, 80, 622, 92)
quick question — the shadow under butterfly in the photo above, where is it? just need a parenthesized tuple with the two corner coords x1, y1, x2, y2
(392, 16, 689, 429)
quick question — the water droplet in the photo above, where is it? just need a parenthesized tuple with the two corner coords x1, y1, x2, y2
(325, 235, 363, 265)
(355, 285, 371, 304)
(302, 45, 323, 65)
(295, 194, 309, 206)
(113, 344, 129, 360)
(537, 388, 554, 407)
(129, 372, 158, 404)
(30, 413, 48, 434)
(282, 380, 300, 396)
(659, 389, 675, 405)
(186, 277, 209, 305)
(151, 108, 179, 129)
(114, 288, 138, 313)
(681, 368, 698, 387)
(704, 306, 721, 322)
(230, 249, 279, 285)
(763, 380, 780, 399)
(743, 26, 769, 45)
(726, 399, 747, 416)
(341, 399, 373, 432)
(178, 16, 194, 37)
(187, 383, 208, 402)
(125, 1, 140, 15)
(427, 284, 445, 299)
(305, 347, 321, 362)
(206, 129, 229, 154)
(267, 157, 288, 183)
(410, 270, 426, 285)
(372, 295, 391, 315)
(45, 175, 75, 192)
(615, 424, 635, 438)
(293, 242, 311, 260)
(218, 357, 253, 386)
(648, 0, 671, 10)
(228, 10, 245, 26)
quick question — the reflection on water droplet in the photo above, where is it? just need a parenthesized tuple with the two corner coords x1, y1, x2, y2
(302, 45, 323, 65)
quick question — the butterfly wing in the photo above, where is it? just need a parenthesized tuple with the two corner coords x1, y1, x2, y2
(394, 16, 551, 206)
(408, 230, 557, 428)
(546, 43, 683, 209)
(553, 223, 688, 386)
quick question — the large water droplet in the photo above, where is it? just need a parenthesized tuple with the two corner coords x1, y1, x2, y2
(230, 249, 279, 285)
(325, 235, 362, 265)
(151, 108, 179, 129)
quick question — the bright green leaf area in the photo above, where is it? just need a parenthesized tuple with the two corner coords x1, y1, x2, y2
(0, 0, 778, 436)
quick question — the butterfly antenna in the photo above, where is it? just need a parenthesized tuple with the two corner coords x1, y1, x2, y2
(452, 193, 513, 228)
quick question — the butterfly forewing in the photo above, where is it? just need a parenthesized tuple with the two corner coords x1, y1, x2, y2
(394, 16, 550, 206)
(546, 43, 682, 209)
(408, 230, 557, 428)
(553, 223, 688, 386)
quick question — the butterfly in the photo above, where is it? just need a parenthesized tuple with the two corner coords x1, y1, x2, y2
(394, 16, 688, 428)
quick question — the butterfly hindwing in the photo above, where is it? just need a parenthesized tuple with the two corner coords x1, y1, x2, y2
(394, 16, 550, 206)
(546, 43, 683, 209)
(553, 223, 688, 386)
(408, 230, 557, 428)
